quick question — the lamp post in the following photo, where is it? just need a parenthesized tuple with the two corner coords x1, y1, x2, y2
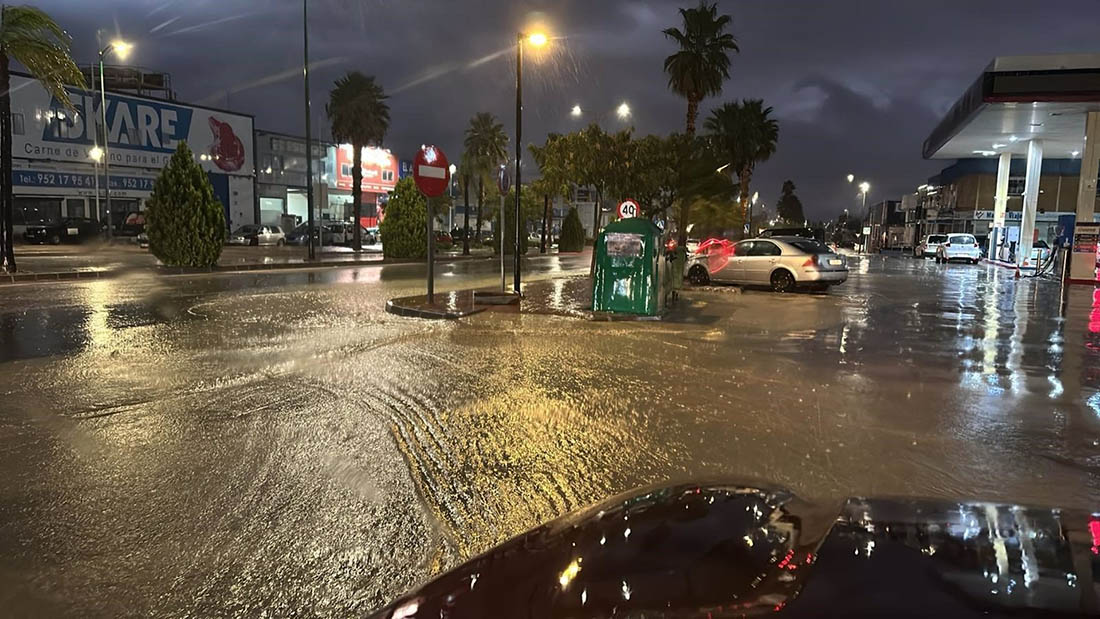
(568, 102, 631, 125)
(89, 146, 103, 229)
(858, 181, 870, 254)
(514, 30, 547, 293)
(97, 38, 131, 239)
(303, 0, 316, 260)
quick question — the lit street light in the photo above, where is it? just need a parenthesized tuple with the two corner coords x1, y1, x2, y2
(89, 146, 103, 227)
(616, 102, 631, 120)
(858, 181, 871, 254)
(847, 173, 855, 183)
(96, 37, 132, 239)
(514, 28, 548, 293)
(570, 104, 582, 118)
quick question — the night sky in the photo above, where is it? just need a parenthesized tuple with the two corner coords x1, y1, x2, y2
(33, 0, 1100, 220)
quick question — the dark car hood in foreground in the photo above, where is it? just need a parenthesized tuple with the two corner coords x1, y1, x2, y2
(368, 482, 1099, 618)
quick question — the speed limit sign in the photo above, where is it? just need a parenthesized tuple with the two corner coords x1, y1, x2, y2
(617, 199, 640, 219)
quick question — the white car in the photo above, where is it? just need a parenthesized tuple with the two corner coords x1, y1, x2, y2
(916, 234, 948, 258)
(935, 233, 981, 264)
(685, 236, 848, 292)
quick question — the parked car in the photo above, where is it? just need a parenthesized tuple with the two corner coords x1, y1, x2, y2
(435, 231, 453, 249)
(22, 217, 102, 245)
(118, 212, 146, 237)
(286, 223, 327, 246)
(935, 233, 981, 264)
(1030, 239, 1052, 265)
(758, 227, 822, 241)
(227, 224, 285, 246)
(916, 234, 948, 258)
(685, 236, 848, 292)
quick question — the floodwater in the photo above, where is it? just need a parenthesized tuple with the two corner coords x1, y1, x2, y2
(1, 254, 1097, 616)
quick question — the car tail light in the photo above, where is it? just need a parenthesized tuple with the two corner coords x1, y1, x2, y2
(802, 254, 819, 267)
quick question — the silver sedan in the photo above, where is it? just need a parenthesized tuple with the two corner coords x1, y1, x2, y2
(685, 236, 848, 292)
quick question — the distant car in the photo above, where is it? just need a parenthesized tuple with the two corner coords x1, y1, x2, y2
(1030, 239, 1052, 265)
(227, 224, 285, 246)
(758, 227, 822, 241)
(935, 233, 981, 264)
(685, 236, 848, 292)
(118, 212, 145, 237)
(916, 234, 948, 258)
(23, 217, 102, 245)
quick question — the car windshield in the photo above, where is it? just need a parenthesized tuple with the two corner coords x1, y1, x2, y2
(927, 235, 948, 243)
(1034, 240, 1049, 248)
(949, 235, 975, 244)
(787, 239, 832, 254)
(236, 225, 260, 234)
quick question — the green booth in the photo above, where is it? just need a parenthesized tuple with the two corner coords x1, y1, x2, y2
(592, 217, 680, 316)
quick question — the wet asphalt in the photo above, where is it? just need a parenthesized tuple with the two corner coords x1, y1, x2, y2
(1, 253, 1098, 616)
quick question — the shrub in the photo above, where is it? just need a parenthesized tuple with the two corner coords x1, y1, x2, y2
(559, 206, 585, 252)
(145, 142, 225, 267)
(379, 177, 427, 259)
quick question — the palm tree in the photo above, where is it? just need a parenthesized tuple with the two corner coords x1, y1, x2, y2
(462, 112, 507, 245)
(705, 99, 778, 233)
(458, 151, 473, 255)
(0, 6, 84, 272)
(327, 71, 389, 251)
(662, 1, 738, 137)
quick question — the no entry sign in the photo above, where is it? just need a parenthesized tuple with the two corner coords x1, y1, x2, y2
(413, 145, 450, 198)
(617, 199, 640, 219)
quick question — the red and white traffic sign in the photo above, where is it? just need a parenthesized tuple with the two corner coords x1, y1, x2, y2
(617, 199, 640, 219)
(413, 145, 450, 197)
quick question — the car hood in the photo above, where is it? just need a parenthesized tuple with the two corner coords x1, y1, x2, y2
(367, 481, 1098, 618)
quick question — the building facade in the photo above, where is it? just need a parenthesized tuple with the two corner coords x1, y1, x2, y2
(10, 72, 255, 233)
(905, 157, 1096, 252)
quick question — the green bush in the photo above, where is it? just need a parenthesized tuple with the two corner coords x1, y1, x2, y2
(492, 210, 529, 255)
(380, 177, 427, 259)
(559, 207, 585, 252)
(145, 142, 225, 267)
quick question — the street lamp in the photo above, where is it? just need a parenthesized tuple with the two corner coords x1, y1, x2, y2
(570, 104, 582, 118)
(89, 146, 103, 229)
(514, 29, 548, 293)
(847, 173, 854, 183)
(616, 102, 631, 120)
(96, 38, 131, 239)
(858, 181, 870, 254)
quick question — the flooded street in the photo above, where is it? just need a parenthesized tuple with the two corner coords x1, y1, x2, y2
(1, 254, 1098, 616)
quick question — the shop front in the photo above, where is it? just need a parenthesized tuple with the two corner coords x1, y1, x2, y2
(10, 73, 255, 237)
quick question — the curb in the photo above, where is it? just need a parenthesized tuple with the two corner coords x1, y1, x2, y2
(384, 299, 486, 320)
(1, 254, 501, 285)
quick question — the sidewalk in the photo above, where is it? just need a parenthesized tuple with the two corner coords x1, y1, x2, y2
(2, 243, 500, 284)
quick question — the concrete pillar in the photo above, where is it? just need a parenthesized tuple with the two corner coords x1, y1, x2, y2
(1076, 111, 1100, 223)
(990, 152, 1011, 260)
(1018, 139, 1043, 267)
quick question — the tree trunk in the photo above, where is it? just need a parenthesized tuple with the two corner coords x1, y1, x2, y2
(352, 143, 362, 251)
(685, 97, 699, 138)
(740, 165, 752, 237)
(588, 186, 601, 274)
(540, 194, 550, 253)
(677, 200, 691, 246)
(475, 177, 483, 246)
(459, 174, 468, 253)
(1, 52, 13, 272)
(461, 174, 470, 255)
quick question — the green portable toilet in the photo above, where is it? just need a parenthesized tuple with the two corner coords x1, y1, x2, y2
(592, 217, 664, 315)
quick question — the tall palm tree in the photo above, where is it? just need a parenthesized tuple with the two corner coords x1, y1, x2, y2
(463, 112, 507, 245)
(662, 1, 738, 137)
(0, 6, 84, 272)
(327, 71, 389, 251)
(705, 99, 779, 233)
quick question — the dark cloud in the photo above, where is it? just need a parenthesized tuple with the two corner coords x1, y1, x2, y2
(32, 0, 1100, 219)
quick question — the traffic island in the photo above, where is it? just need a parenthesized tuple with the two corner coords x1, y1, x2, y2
(385, 276, 681, 322)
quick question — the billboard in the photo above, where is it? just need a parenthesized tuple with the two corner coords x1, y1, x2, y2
(334, 144, 397, 194)
(11, 74, 253, 176)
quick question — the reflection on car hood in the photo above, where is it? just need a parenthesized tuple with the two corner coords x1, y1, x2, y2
(367, 481, 1098, 618)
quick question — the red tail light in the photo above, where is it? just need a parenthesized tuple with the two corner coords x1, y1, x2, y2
(802, 254, 819, 267)
(665, 238, 678, 252)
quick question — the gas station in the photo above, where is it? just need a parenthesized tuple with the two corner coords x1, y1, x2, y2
(923, 54, 1100, 283)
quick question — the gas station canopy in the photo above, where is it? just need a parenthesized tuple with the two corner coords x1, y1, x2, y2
(923, 54, 1100, 160)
